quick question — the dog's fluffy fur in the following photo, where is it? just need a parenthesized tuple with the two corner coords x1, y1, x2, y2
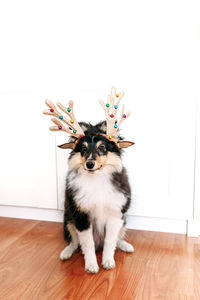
(60, 121, 134, 273)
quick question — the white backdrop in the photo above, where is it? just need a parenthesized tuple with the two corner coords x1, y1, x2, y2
(0, 0, 199, 233)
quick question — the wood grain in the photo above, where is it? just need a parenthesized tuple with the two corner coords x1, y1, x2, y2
(0, 217, 199, 300)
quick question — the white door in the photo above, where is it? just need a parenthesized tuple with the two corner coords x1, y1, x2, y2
(56, 87, 196, 224)
(0, 93, 58, 209)
(189, 78, 200, 235)
(53, 1, 199, 222)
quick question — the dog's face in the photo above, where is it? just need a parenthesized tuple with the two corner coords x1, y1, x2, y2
(68, 135, 122, 174)
(58, 121, 134, 174)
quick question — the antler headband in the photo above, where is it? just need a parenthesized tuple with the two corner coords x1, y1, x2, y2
(43, 99, 84, 138)
(43, 87, 133, 148)
(98, 87, 131, 141)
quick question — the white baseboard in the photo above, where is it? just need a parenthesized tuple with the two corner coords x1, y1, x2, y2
(0, 205, 64, 222)
(126, 215, 187, 234)
(0, 205, 187, 234)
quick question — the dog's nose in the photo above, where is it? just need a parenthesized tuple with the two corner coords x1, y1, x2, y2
(86, 161, 95, 170)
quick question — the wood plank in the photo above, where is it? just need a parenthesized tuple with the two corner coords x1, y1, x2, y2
(0, 217, 200, 299)
(0, 217, 39, 256)
(0, 219, 65, 299)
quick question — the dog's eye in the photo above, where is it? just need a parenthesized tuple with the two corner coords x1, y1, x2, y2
(98, 144, 106, 151)
(81, 145, 87, 152)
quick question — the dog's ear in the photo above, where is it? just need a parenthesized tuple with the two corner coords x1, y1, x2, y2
(97, 120, 107, 133)
(57, 142, 74, 149)
(117, 141, 135, 148)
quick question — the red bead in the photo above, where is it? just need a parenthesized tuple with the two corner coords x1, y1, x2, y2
(80, 135, 84, 138)
(50, 108, 54, 112)
(110, 114, 114, 118)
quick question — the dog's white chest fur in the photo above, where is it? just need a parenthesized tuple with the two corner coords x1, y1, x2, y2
(68, 170, 126, 234)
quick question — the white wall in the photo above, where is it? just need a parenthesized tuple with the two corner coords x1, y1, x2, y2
(0, 0, 200, 233)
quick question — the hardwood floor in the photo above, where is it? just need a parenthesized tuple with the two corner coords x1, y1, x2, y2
(0, 217, 199, 300)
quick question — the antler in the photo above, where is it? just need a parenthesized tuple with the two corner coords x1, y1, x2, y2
(43, 99, 84, 138)
(98, 87, 131, 140)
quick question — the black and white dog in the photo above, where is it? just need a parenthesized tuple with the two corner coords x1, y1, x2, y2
(59, 121, 134, 273)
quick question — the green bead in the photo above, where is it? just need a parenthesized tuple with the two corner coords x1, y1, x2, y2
(106, 103, 110, 107)
(67, 108, 71, 112)
(73, 130, 77, 133)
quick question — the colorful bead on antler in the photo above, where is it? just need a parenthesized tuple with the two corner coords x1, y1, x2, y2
(98, 87, 131, 139)
(43, 99, 84, 138)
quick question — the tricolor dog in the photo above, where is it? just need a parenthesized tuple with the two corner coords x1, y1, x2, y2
(43, 87, 134, 273)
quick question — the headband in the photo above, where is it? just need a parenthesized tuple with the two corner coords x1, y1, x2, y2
(43, 87, 131, 147)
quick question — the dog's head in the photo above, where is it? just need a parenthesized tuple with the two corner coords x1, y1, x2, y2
(58, 121, 134, 174)
(43, 88, 134, 174)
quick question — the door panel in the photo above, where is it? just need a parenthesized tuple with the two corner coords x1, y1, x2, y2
(56, 89, 196, 220)
(0, 93, 57, 209)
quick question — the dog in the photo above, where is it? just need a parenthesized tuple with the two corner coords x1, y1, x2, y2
(43, 87, 134, 273)
(59, 121, 134, 273)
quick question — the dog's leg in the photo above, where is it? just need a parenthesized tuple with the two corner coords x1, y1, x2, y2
(102, 218, 123, 270)
(60, 224, 79, 260)
(77, 226, 99, 274)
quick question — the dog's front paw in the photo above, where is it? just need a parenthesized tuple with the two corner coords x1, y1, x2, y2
(102, 259, 116, 270)
(85, 262, 99, 274)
